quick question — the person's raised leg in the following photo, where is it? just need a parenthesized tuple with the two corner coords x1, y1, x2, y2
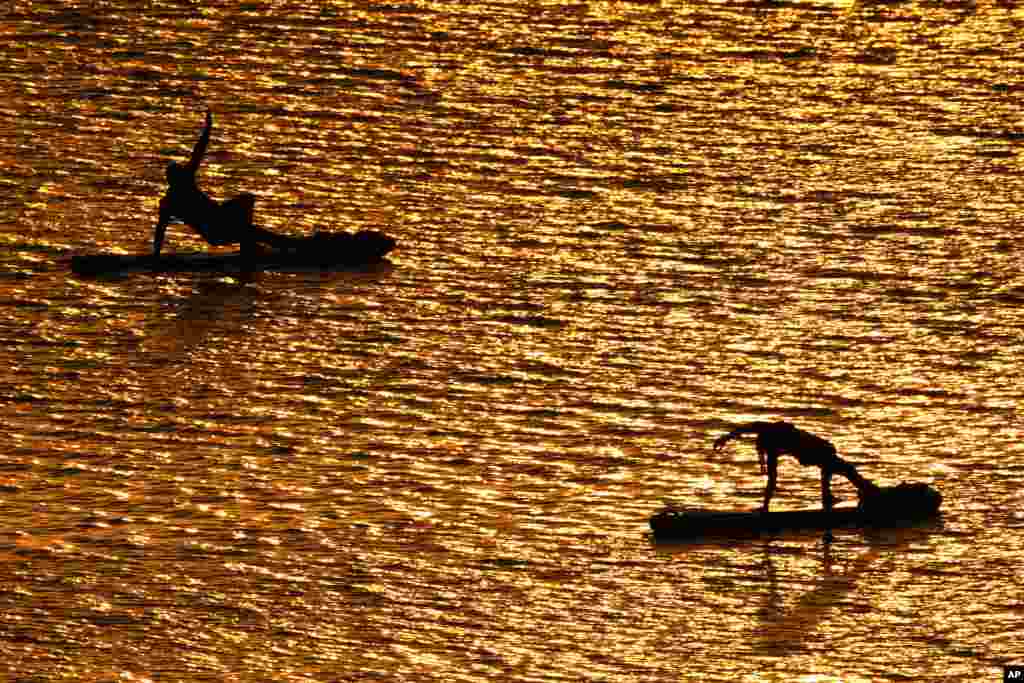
(224, 193, 305, 252)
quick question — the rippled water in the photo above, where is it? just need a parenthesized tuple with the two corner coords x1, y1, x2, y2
(2, 1, 1023, 680)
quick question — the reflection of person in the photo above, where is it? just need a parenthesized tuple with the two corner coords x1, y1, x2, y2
(153, 109, 301, 258)
(752, 542, 885, 654)
(713, 421, 881, 516)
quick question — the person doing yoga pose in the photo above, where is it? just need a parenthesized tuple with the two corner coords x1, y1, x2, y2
(153, 109, 302, 258)
(713, 421, 880, 516)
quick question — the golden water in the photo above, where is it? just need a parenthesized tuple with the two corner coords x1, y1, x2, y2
(1, 1, 1023, 680)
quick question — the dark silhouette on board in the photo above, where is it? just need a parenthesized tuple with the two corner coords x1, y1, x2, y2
(153, 109, 304, 259)
(648, 420, 942, 542)
(714, 421, 885, 543)
(713, 421, 881, 515)
(147, 109, 397, 271)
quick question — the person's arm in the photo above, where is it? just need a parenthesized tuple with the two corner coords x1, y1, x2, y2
(153, 196, 171, 257)
(712, 421, 773, 451)
(821, 468, 836, 543)
(820, 469, 835, 513)
(185, 109, 212, 174)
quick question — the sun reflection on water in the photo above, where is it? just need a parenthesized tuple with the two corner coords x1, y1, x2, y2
(0, 0, 1022, 680)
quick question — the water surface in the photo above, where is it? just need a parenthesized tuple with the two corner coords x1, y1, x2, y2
(1, 1, 1023, 680)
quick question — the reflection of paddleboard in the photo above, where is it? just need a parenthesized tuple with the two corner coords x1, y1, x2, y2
(71, 230, 396, 277)
(650, 482, 942, 540)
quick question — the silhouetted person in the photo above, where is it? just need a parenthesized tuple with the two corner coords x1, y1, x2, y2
(153, 109, 301, 258)
(713, 421, 881, 522)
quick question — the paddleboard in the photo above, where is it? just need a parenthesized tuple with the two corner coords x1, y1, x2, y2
(650, 482, 941, 540)
(70, 230, 395, 276)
